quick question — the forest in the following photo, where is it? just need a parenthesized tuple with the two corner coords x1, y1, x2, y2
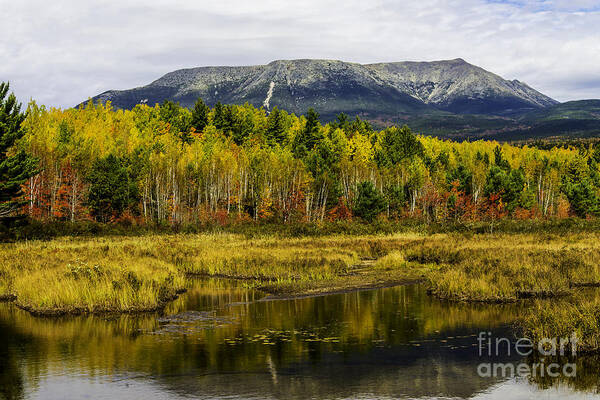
(13, 97, 600, 228)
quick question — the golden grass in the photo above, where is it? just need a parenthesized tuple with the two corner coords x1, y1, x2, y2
(397, 233, 600, 302)
(0, 236, 188, 314)
(0, 233, 421, 314)
(521, 291, 600, 353)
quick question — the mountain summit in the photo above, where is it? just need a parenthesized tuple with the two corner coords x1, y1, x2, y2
(89, 58, 558, 120)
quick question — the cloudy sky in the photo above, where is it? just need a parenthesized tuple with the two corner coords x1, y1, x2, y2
(2, 0, 599, 108)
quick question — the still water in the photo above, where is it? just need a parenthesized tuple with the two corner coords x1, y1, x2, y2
(1, 279, 598, 400)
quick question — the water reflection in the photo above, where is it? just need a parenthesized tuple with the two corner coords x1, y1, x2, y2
(0, 279, 597, 400)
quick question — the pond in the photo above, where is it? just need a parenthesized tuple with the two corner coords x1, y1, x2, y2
(1, 279, 598, 399)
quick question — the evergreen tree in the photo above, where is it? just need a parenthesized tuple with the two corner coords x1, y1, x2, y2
(266, 107, 287, 145)
(485, 166, 533, 211)
(307, 137, 343, 211)
(304, 108, 320, 139)
(223, 105, 236, 134)
(232, 111, 253, 145)
(349, 115, 372, 136)
(191, 98, 209, 133)
(212, 102, 225, 130)
(86, 154, 139, 222)
(384, 184, 405, 214)
(505, 169, 527, 210)
(293, 108, 322, 158)
(564, 179, 600, 217)
(159, 100, 192, 143)
(353, 181, 386, 222)
(0, 82, 38, 221)
(448, 164, 472, 194)
(493, 146, 511, 171)
(562, 156, 600, 217)
(330, 113, 348, 131)
(375, 126, 423, 168)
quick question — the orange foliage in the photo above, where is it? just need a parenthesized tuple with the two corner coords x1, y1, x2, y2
(328, 198, 352, 221)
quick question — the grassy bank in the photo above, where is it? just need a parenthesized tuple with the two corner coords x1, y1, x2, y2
(0, 233, 424, 315)
(403, 233, 600, 302)
(0, 237, 188, 315)
(518, 290, 600, 354)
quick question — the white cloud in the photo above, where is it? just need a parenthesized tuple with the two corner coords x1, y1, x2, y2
(0, 0, 599, 107)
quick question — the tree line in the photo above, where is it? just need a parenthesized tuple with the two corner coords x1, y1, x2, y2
(2, 83, 600, 226)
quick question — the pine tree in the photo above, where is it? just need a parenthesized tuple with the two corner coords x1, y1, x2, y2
(159, 100, 192, 143)
(330, 113, 348, 131)
(493, 146, 511, 171)
(0, 82, 38, 221)
(303, 108, 320, 146)
(562, 156, 600, 217)
(375, 126, 423, 168)
(353, 181, 386, 222)
(293, 108, 322, 158)
(86, 154, 138, 222)
(212, 102, 225, 130)
(266, 107, 286, 145)
(191, 98, 209, 133)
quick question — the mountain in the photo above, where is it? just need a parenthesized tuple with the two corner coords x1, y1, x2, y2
(88, 59, 600, 140)
(88, 58, 557, 120)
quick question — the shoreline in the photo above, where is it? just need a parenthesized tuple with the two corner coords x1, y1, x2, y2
(4, 291, 187, 317)
(257, 278, 425, 301)
(0, 278, 429, 317)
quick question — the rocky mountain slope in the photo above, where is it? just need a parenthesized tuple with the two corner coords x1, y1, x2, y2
(88, 58, 558, 119)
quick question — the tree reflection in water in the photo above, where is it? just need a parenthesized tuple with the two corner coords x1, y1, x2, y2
(0, 279, 597, 399)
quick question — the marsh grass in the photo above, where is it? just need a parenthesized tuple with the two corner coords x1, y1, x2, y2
(0, 237, 188, 315)
(0, 233, 422, 314)
(520, 290, 600, 353)
(385, 233, 600, 302)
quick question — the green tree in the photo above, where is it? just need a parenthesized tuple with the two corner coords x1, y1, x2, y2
(0, 82, 38, 222)
(484, 165, 509, 197)
(86, 154, 139, 222)
(293, 108, 322, 158)
(349, 115, 372, 136)
(485, 165, 533, 211)
(191, 98, 209, 133)
(505, 169, 526, 210)
(562, 156, 600, 217)
(353, 181, 386, 222)
(159, 100, 192, 143)
(375, 126, 423, 168)
(384, 184, 405, 215)
(266, 107, 287, 146)
(212, 102, 225, 130)
(329, 113, 348, 131)
(231, 109, 253, 145)
(447, 164, 472, 194)
(307, 137, 342, 216)
(563, 179, 599, 217)
(221, 105, 235, 136)
(493, 146, 511, 171)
